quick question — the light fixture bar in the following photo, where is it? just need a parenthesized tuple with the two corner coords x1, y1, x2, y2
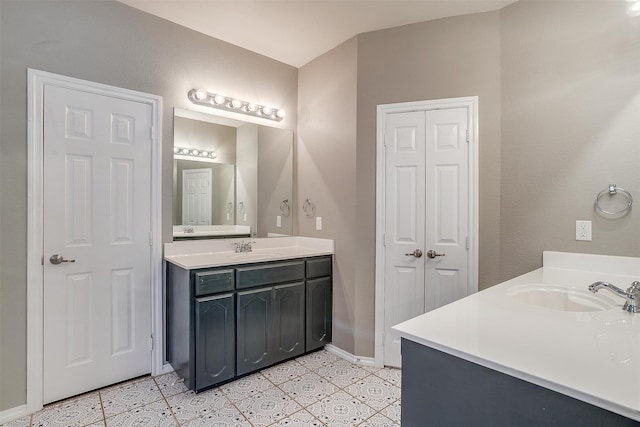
(174, 146, 218, 160)
(188, 89, 285, 122)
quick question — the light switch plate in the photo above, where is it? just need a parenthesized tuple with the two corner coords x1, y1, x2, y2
(576, 220, 592, 241)
(316, 217, 322, 231)
(276, 215, 282, 227)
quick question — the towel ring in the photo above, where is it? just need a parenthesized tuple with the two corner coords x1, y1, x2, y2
(595, 184, 632, 215)
(237, 201, 245, 214)
(302, 197, 315, 217)
(279, 199, 290, 217)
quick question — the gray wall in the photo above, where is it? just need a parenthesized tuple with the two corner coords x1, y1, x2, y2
(499, 0, 640, 280)
(298, 38, 359, 354)
(355, 12, 503, 356)
(0, 0, 297, 411)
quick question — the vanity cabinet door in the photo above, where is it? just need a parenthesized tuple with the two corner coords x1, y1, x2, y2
(273, 282, 305, 363)
(195, 293, 235, 390)
(306, 276, 332, 352)
(237, 287, 273, 375)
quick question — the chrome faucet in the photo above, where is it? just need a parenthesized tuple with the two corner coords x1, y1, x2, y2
(231, 241, 255, 253)
(588, 281, 640, 313)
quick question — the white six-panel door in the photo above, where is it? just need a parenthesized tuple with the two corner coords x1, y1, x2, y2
(383, 111, 427, 367)
(43, 84, 152, 403)
(182, 168, 212, 226)
(382, 105, 471, 368)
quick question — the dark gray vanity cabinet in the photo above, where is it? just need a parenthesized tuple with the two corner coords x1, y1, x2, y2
(195, 293, 235, 389)
(237, 287, 273, 375)
(166, 265, 235, 392)
(273, 282, 306, 361)
(166, 255, 332, 393)
(236, 261, 306, 375)
(306, 257, 332, 351)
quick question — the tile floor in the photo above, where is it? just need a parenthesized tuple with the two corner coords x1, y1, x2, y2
(2, 350, 401, 427)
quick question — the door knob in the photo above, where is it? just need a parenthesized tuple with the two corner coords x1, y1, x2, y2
(49, 254, 75, 265)
(426, 250, 445, 259)
(405, 249, 423, 258)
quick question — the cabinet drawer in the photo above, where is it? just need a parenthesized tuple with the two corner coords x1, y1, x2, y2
(306, 256, 332, 279)
(236, 261, 305, 289)
(194, 269, 235, 296)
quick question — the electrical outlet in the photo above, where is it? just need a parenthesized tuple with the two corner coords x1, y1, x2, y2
(576, 220, 592, 241)
(276, 215, 282, 227)
(316, 216, 322, 231)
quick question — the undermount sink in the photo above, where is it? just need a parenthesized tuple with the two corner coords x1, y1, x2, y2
(508, 284, 617, 312)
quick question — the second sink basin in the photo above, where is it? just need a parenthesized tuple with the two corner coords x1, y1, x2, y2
(508, 284, 618, 312)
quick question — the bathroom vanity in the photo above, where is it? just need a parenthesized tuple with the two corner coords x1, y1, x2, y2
(394, 252, 640, 426)
(164, 237, 333, 392)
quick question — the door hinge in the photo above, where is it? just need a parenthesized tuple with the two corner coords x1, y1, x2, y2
(148, 231, 153, 246)
(383, 133, 388, 147)
(466, 236, 470, 250)
(466, 129, 470, 143)
(382, 233, 386, 247)
(149, 334, 154, 351)
(150, 126, 156, 141)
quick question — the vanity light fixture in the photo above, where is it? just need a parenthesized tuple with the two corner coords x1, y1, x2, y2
(627, 0, 640, 17)
(188, 89, 286, 122)
(174, 146, 218, 160)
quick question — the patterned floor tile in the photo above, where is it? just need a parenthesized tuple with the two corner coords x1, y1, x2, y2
(104, 399, 176, 427)
(379, 399, 401, 425)
(361, 364, 383, 374)
(235, 387, 302, 427)
(261, 360, 309, 385)
(279, 371, 338, 406)
(358, 413, 399, 427)
(220, 373, 273, 403)
(307, 391, 375, 426)
(295, 350, 341, 371)
(374, 368, 402, 387)
(314, 359, 370, 388)
(100, 377, 164, 417)
(154, 372, 188, 398)
(166, 388, 228, 423)
(180, 402, 251, 426)
(270, 409, 324, 427)
(31, 392, 104, 426)
(0, 415, 32, 427)
(345, 375, 401, 410)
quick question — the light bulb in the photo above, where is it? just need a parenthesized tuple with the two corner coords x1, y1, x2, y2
(180, 149, 189, 155)
(201, 151, 209, 157)
(214, 94, 226, 105)
(230, 99, 243, 109)
(174, 147, 180, 153)
(246, 103, 257, 112)
(276, 109, 286, 119)
(194, 90, 207, 101)
(262, 106, 273, 116)
(628, 1, 640, 16)
(191, 150, 199, 155)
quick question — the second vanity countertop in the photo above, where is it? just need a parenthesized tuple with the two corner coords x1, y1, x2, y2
(393, 251, 640, 421)
(164, 236, 334, 269)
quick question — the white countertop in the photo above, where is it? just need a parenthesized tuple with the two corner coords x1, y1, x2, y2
(164, 236, 334, 269)
(392, 251, 640, 421)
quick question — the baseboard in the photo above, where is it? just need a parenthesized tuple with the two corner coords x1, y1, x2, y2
(324, 344, 375, 367)
(0, 404, 29, 425)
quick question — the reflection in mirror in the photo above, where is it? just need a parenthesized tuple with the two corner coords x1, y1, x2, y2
(173, 108, 293, 240)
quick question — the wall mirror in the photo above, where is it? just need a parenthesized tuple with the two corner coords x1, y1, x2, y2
(173, 108, 294, 240)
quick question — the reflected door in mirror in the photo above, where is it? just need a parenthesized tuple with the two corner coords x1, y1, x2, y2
(182, 168, 212, 225)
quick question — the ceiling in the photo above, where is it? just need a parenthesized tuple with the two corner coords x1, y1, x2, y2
(118, 0, 517, 67)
